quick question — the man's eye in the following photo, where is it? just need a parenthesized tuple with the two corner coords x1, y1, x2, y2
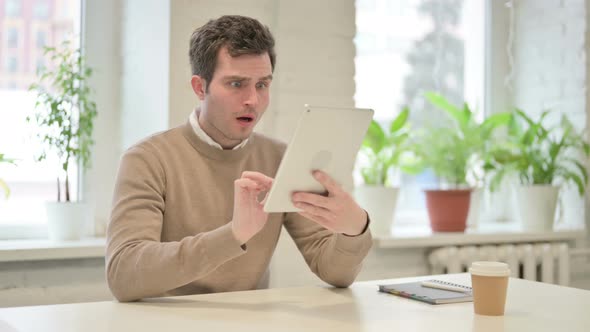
(256, 82, 268, 89)
(230, 81, 242, 88)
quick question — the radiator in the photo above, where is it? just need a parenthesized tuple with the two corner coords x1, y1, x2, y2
(428, 242, 570, 286)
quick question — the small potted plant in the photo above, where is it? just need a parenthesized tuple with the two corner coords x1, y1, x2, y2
(355, 107, 418, 234)
(486, 109, 589, 231)
(411, 92, 511, 232)
(0, 153, 16, 198)
(27, 40, 97, 240)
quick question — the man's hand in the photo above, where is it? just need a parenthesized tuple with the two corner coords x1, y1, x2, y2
(231, 171, 273, 245)
(291, 170, 368, 236)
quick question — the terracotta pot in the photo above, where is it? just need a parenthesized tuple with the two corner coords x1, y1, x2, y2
(425, 189, 472, 232)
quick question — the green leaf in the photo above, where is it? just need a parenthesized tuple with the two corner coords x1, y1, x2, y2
(515, 109, 535, 127)
(507, 112, 522, 137)
(363, 120, 386, 155)
(562, 171, 585, 196)
(480, 112, 511, 138)
(565, 158, 589, 184)
(425, 92, 468, 127)
(521, 124, 538, 145)
(549, 140, 565, 161)
(390, 107, 409, 133)
(462, 102, 473, 123)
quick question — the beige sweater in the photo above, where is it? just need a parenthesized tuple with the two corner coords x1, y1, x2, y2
(106, 121, 372, 302)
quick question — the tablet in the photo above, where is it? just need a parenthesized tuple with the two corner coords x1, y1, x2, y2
(263, 105, 374, 213)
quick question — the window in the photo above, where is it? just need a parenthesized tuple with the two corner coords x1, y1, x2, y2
(7, 27, 18, 48)
(5, 0, 21, 18)
(35, 57, 44, 73)
(33, 0, 50, 19)
(5, 56, 18, 72)
(354, 0, 485, 223)
(0, 0, 81, 239)
(36, 30, 47, 48)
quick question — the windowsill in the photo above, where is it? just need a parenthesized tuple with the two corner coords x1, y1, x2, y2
(0, 237, 106, 262)
(373, 221, 587, 249)
(0, 222, 586, 262)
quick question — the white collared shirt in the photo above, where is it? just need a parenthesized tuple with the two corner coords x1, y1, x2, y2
(189, 110, 249, 150)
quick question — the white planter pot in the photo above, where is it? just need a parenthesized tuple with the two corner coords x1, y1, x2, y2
(46, 202, 88, 241)
(513, 185, 559, 232)
(354, 186, 399, 235)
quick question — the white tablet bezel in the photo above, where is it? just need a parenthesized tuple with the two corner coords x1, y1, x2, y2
(263, 105, 374, 213)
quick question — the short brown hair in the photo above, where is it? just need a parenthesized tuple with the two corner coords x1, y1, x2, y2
(189, 15, 276, 91)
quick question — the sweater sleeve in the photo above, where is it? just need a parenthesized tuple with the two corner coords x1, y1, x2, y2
(282, 211, 372, 288)
(106, 145, 245, 302)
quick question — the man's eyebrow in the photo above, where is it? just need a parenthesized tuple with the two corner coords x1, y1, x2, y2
(222, 75, 249, 81)
(222, 75, 273, 81)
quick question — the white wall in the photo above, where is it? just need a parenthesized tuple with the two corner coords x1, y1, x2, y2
(487, 0, 511, 116)
(82, 0, 122, 237)
(120, 0, 171, 149)
(510, 0, 587, 230)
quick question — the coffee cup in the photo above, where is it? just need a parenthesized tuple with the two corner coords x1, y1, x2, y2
(469, 261, 510, 316)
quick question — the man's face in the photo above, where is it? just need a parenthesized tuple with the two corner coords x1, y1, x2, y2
(192, 47, 273, 149)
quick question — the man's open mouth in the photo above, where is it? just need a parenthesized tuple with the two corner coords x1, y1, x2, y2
(237, 115, 255, 122)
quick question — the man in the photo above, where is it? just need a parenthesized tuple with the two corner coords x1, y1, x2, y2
(106, 15, 372, 302)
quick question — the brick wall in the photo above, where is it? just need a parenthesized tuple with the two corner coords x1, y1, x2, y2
(511, 0, 587, 229)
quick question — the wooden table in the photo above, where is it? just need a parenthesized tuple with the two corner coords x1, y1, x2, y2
(1, 274, 588, 331)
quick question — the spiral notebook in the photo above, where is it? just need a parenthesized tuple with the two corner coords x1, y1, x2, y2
(378, 280, 473, 305)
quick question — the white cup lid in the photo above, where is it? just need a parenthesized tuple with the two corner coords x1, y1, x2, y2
(469, 261, 510, 277)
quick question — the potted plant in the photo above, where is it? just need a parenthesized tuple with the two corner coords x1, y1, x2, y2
(355, 107, 417, 234)
(411, 92, 511, 232)
(0, 153, 16, 198)
(27, 41, 97, 240)
(486, 109, 589, 231)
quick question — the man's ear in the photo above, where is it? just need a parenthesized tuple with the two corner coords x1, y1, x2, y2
(191, 75, 206, 100)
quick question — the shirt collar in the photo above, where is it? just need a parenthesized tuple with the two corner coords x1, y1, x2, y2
(189, 109, 249, 150)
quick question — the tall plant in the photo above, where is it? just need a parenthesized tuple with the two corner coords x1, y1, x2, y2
(358, 107, 417, 185)
(487, 110, 590, 195)
(27, 41, 97, 202)
(411, 92, 511, 187)
(0, 153, 16, 198)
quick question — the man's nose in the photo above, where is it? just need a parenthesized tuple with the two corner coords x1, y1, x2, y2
(243, 86, 259, 107)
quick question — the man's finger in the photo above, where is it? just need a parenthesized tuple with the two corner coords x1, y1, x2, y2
(292, 192, 333, 209)
(312, 170, 341, 194)
(260, 191, 270, 204)
(294, 201, 336, 221)
(235, 178, 263, 191)
(242, 171, 274, 188)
